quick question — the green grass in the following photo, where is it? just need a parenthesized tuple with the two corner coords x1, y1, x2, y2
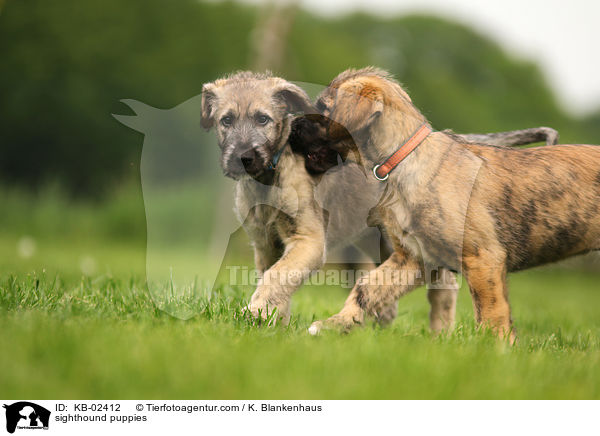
(1, 256, 600, 399)
(1, 184, 600, 399)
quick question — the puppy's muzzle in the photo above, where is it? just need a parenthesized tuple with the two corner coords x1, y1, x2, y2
(225, 145, 264, 178)
(240, 148, 259, 172)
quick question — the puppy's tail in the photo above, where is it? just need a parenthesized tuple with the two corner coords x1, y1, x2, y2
(453, 126, 559, 147)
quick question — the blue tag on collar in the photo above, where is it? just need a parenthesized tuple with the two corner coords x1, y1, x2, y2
(270, 142, 288, 170)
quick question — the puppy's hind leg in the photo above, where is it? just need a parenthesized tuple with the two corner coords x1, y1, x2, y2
(308, 250, 424, 335)
(427, 268, 459, 333)
(463, 251, 515, 343)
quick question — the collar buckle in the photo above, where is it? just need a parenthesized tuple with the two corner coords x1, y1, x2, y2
(372, 165, 389, 181)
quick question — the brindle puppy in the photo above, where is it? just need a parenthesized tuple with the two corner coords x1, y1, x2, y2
(301, 67, 598, 342)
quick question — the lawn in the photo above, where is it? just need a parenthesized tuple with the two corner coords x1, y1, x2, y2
(1, 241, 600, 399)
(1, 186, 599, 399)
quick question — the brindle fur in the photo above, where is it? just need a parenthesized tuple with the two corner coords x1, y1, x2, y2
(305, 67, 599, 342)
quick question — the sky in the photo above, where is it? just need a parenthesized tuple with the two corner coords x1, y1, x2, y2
(240, 0, 600, 116)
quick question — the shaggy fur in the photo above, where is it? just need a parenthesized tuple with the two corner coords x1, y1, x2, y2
(202, 70, 563, 334)
(202, 71, 458, 327)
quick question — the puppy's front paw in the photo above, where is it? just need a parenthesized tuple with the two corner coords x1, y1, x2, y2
(243, 299, 290, 325)
(308, 321, 323, 336)
(308, 312, 363, 335)
(244, 302, 274, 320)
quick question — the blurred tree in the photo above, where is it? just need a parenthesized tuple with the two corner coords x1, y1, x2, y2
(250, 1, 298, 71)
(0, 0, 256, 196)
(0, 0, 596, 197)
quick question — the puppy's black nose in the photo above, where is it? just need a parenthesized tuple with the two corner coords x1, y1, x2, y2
(240, 148, 257, 169)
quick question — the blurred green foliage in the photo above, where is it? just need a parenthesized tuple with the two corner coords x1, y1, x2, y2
(1, 0, 599, 196)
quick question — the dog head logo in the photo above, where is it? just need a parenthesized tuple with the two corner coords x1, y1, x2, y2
(3, 402, 50, 434)
(112, 82, 329, 320)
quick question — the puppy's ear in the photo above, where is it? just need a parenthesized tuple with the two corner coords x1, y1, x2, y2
(394, 83, 412, 103)
(272, 81, 314, 114)
(201, 82, 217, 129)
(329, 78, 384, 136)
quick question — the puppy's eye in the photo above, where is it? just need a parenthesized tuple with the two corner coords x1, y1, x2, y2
(220, 116, 233, 127)
(256, 114, 271, 125)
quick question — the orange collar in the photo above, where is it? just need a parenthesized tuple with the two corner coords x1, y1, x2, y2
(373, 124, 432, 181)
